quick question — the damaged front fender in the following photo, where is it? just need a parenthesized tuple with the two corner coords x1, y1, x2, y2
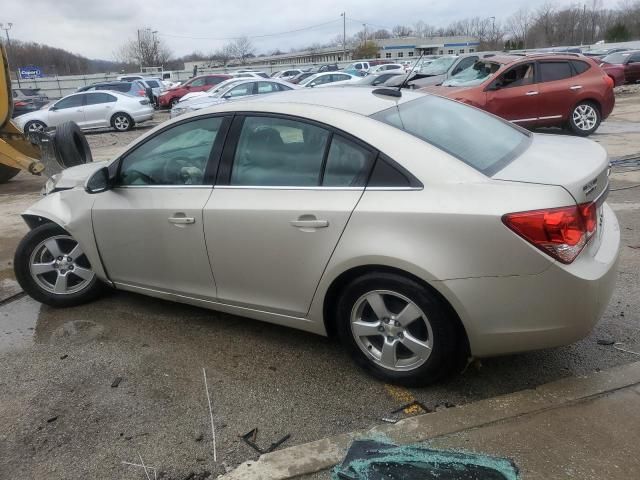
(22, 189, 111, 284)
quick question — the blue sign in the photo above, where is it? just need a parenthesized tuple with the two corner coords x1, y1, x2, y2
(19, 66, 43, 79)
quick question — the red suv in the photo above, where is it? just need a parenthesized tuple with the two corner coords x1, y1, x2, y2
(158, 74, 231, 108)
(422, 54, 615, 136)
(599, 50, 640, 86)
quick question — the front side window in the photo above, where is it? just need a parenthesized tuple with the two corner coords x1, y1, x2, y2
(119, 117, 223, 186)
(230, 116, 330, 186)
(496, 62, 535, 88)
(538, 61, 573, 82)
(54, 95, 84, 110)
(226, 83, 254, 97)
(371, 96, 529, 176)
(85, 92, 117, 105)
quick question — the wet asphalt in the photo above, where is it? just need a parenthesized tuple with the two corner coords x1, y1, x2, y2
(1, 104, 640, 479)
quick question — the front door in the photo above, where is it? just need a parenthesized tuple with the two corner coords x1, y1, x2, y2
(47, 94, 86, 127)
(485, 62, 540, 126)
(92, 116, 230, 299)
(204, 115, 376, 316)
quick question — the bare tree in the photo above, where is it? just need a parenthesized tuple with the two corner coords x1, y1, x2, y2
(507, 8, 532, 48)
(213, 43, 235, 66)
(392, 25, 413, 37)
(116, 29, 172, 68)
(372, 29, 391, 39)
(229, 36, 255, 65)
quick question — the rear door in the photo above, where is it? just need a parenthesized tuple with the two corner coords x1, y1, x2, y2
(535, 60, 577, 122)
(203, 114, 376, 316)
(83, 92, 117, 128)
(485, 62, 540, 125)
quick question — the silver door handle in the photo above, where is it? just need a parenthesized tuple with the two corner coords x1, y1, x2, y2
(525, 91, 539, 96)
(570, 85, 583, 90)
(290, 219, 329, 228)
(168, 216, 195, 224)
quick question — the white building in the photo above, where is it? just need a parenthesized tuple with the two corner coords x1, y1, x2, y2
(375, 36, 480, 59)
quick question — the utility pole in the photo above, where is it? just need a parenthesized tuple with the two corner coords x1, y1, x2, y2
(341, 12, 346, 62)
(581, 4, 587, 46)
(0, 22, 19, 87)
(152, 30, 159, 67)
(490, 16, 496, 50)
(362, 23, 366, 47)
(137, 29, 142, 72)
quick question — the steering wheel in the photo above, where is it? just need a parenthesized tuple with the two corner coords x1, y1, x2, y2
(163, 156, 203, 184)
(125, 169, 157, 185)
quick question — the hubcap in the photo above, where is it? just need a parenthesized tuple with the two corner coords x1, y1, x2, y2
(114, 116, 129, 130)
(573, 104, 598, 131)
(27, 122, 45, 133)
(29, 235, 95, 295)
(350, 290, 433, 371)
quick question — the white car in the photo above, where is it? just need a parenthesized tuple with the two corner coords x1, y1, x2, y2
(231, 71, 270, 79)
(272, 69, 304, 80)
(14, 91, 154, 133)
(170, 78, 297, 118)
(14, 87, 619, 386)
(299, 72, 360, 88)
(369, 64, 405, 75)
(179, 78, 247, 103)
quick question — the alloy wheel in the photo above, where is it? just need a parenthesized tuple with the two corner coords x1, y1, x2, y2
(29, 235, 95, 295)
(27, 121, 46, 133)
(113, 115, 130, 131)
(572, 104, 598, 131)
(350, 290, 433, 371)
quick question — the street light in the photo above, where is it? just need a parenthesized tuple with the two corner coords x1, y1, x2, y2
(489, 16, 496, 49)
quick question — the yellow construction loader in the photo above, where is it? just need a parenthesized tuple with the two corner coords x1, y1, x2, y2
(0, 44, 89, 184)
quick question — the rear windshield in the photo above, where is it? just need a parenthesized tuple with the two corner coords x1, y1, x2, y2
(370, 95, 530, 176)
(145, 80, 160, 87)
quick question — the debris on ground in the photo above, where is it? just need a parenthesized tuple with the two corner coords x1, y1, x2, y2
(597, 338, 616, 346)
(332, 439, 519, 480)
(46, 416, 58, 423)
(111, 376, 123, 388)
(240, 428, 291, 454)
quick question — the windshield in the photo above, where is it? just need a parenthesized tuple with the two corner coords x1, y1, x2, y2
(443, 61, 501, 87)
(370, 95, 530, 176)
(602, 52, 631, 64)
(420, 56, 457, 75)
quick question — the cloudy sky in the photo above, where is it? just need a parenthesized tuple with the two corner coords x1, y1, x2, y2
(4, 0, 621, 60)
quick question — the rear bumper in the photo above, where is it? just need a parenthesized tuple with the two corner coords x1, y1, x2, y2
(132, 110, 154, 123)
(440, 203, 620, 357)
(601, 88, 616, 120)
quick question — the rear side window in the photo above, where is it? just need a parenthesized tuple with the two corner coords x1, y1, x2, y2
(323, 136, 374, 187)
(86, 92, 116, 105)
(98, 83, 130, 93)
(145, 80, 160, 88)
(538, 62, 573, 82)
(206, 76, 224, 86)
(230, 116, 330, 186)
(571, 60, 591, 74)
(370, 96, 529, 176)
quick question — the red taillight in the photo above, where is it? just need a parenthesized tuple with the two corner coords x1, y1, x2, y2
(604, 75, 614, 89)
(137, 90, 146, 96)
(502, 203, 597, 264)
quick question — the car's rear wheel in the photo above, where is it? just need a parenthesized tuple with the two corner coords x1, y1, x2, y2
(24, 120, 47, 133)
(111, 112, 133, 132)
(336, 272, 458, 386)
(569, 101, 601, 136)
(14, 223, 106, 307)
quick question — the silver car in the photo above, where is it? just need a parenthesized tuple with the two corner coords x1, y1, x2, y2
(13, 88, 619, 386)
(14, 91, 154, 133)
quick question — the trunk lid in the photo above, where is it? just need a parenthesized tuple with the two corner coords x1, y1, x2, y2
(493, 133, 609, 205)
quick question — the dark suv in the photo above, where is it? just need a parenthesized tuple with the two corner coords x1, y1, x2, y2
(77, 80, 152, 101)
(423, 54, 615, 136)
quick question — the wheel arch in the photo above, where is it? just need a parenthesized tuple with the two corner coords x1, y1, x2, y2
(321, 264, 470, 358)
(574, 97, 602, 115)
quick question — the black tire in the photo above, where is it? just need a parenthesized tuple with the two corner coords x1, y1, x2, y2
(24, 120, 47, 134)
(14, 223, 106, 308)
(568, 101, 601, 137)
(111, 112, 134, 132)
(53, 121, 92, 168)
(336, 272, 459, 387)
(0, 164, 20, 183)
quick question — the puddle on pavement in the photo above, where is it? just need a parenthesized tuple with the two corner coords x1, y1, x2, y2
(0, 296, 107, 353)
(0, 296, 40, 353)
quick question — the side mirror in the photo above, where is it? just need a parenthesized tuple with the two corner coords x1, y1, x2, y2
(85, 166, 111, 194)
(309, 82, 316, 87)
(487, 83, 500, 91)
(49, 105, 58, 111)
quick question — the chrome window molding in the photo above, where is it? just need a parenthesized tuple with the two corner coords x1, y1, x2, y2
(114, 185, 214, 189)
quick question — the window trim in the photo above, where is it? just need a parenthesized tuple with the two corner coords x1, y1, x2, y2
(113, 113, 233, 187)
(216, 112, 383, 189)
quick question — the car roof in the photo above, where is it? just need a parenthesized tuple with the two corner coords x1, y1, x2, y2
(204, 86, 423, 116)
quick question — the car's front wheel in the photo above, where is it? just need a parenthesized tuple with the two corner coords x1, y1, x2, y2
(111, 112, 134, 132)
(24, 120, 47, 133)
(336, 272, 459, 386)
(569, 101, 601, 136)
(14, 223, 105, 307)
